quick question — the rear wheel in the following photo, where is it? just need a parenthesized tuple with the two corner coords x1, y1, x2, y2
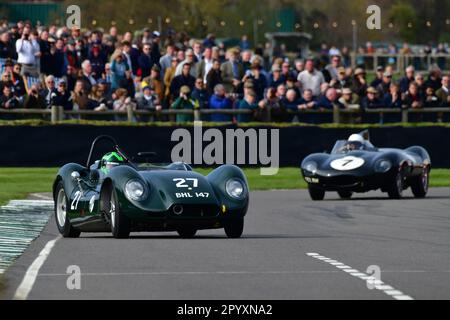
(177, 227, 197, 238)
(54, 182, 80, 238)
(224, 219, 244, 238)
(411, 167, 429, 198)
(337, 190, 353, 199)
(105, 187, 130, 239)
(308, 185, 325, 201)
(387, 170, 404, 199)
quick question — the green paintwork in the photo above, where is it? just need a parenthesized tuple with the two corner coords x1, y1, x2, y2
(53, 161, 249, 233)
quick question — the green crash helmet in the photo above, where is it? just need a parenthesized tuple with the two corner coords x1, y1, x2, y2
(101, 152, 125, 173)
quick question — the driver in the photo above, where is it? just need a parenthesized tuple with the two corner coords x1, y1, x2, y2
(100, 152, 125, 173)
(340, 134, 365, 152)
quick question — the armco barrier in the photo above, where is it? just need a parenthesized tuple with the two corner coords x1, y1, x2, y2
(1, 125, 450, 168)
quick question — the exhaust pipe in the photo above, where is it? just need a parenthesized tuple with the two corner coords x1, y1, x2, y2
(173, 204, 184, 215)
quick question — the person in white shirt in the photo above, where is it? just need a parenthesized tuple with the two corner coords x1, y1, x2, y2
(297, 59, 325, 97)
(15, 25, 40, 77)
(196, 47, 213, 84)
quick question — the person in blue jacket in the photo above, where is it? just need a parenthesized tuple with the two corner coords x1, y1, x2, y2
(209, 84, 232, 122)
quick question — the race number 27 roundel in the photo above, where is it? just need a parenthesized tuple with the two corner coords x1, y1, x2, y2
(330, 156, 365, 171)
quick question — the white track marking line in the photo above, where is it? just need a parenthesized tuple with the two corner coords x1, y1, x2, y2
(306, 252, 414, 300)
(13, 235, 61, 300)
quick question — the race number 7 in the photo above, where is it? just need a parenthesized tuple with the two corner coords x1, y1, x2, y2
(173, 178, 198, 188)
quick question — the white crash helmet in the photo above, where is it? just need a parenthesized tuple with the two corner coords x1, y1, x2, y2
(348, 134, 365, 143)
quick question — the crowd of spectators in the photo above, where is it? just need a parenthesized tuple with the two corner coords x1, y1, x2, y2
(0, 20, 449, 123)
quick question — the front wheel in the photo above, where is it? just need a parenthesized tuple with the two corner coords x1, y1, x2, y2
(54, 182, 80, 238)
(387, 171, 404, 199)
(224, 219, 244, 238)
(308, 185, 325, 201)
(410, 167, 429, 198)
(106, 187, 130, 239)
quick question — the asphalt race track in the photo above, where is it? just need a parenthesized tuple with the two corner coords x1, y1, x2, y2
(2, 188, 450, 300)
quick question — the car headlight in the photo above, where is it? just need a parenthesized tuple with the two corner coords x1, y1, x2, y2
(125, 180, 147, 201)
(375, 159, 392, 173)
(226, 179, 246, 199)
(304, 161, 318, 174)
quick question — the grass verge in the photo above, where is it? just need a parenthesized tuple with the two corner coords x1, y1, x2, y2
(1, 167, 450, 205)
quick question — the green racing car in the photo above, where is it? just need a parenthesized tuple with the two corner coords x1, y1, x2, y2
(53, 135, 249, 239)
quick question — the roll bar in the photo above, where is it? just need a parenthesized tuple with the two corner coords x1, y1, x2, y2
(86, 135, 130, 168)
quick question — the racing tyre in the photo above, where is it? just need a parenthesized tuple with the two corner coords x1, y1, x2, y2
(411, 167, 429, 198)
(106, 187, 130, 239)
(308, 185, 325, 201)
(54, 182, 81, 238)
(338, 191, 353, 199)
(387, 170, 404, 199)
(224, 219, 244, 238)
(177, 227, 197, 238)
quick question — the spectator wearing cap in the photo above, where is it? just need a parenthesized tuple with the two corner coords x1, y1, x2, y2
(170, 62, 196, 100)
(205, 59, 222, 96)
(361, 86, 383, 110)
(285, 76, 301, 99)
(53, 79, 72, 110)
(15, 24, 40, 77)
(138, 43, 156, 78)
(221, 48, 244, 93)
(399, 66, 416, 93)
(330, 67, 351, 92)
(88, 41, 106, 80)
(209, 84, 232, 122)
(351, 68, 368, 99)
(236, 89, 258, 123)
(339, 88, 359, 109)
(425, 68, 442, 92)
(136, 85, 162, 122)
(297, 59, 325, 98)
(150, 31, 162, 64)
(191, 78, 209, 109)
(376, 70, 393, 97)
(436, 75, 450, 107)
(175, 49, 197, 77)
(268, 64, 286, 89)
(424, 87, 440, 108)
(170, 85, 199, 123)
(244, 62, 267, 100)
(370, 66, 385, 88)
(141, 65, 163, 102)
